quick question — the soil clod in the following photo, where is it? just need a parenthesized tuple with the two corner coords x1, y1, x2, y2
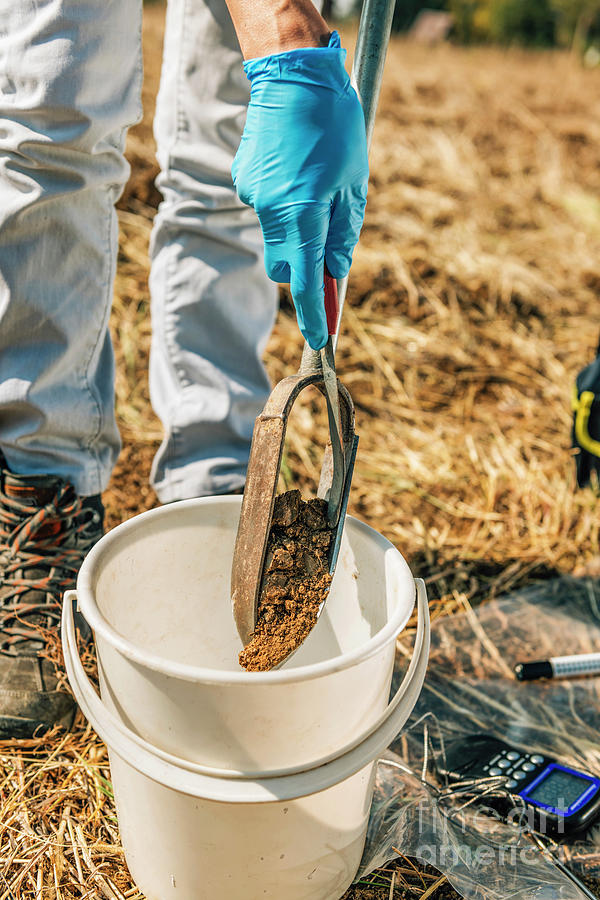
(239, 490, 334, 671)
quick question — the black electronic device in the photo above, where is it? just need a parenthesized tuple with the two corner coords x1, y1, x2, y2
(436, 734, 600, 836)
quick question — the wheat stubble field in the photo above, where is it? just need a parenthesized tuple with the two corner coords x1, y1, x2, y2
(1, 3, 600, 897)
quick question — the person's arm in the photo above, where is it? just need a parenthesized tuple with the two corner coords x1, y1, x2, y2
(228, 4, 369, 351)
(224, 0, 330, 58)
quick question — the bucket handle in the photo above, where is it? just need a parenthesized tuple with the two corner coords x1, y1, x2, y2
(62, 580, 429, 804)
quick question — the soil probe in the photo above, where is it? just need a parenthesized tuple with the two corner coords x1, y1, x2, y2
(231, 0, 397, 652)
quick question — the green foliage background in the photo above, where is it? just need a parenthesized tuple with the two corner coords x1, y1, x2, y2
(389, 0, 600, 47)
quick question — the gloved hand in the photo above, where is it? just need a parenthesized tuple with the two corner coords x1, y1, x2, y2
(572, 341, 600, 489)
(232, 31, 369, 350)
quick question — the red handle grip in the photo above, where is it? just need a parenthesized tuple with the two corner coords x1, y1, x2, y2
(324, 267, 339, 336)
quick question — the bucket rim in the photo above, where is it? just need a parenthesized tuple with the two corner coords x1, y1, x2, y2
(75, 496, 415, 685)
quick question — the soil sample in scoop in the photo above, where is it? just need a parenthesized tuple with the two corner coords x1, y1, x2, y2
(239, 489, 334, 672)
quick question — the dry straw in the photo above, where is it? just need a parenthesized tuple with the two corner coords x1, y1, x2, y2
(2, 7, 600, 897)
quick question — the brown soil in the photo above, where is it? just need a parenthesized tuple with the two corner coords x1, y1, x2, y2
(346, 859, 462, 899)
(238, 490, 333, 671)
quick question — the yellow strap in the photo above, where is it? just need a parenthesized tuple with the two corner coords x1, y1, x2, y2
(574, 389, 600, 457)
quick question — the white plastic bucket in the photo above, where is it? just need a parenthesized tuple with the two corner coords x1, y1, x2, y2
(72, 497, 421, 774)
(63, 497, 430, 900)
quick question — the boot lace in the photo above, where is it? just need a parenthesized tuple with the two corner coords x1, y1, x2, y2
(0, 484, 101, 654)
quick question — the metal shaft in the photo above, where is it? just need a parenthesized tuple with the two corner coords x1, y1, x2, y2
(353, 0, 397, 148)
(333, 0, 397, 352)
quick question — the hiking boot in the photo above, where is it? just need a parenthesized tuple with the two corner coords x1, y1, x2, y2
(0, 463, 103, 738)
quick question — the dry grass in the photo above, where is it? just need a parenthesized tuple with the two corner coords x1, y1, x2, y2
(1, 3, 600, 896)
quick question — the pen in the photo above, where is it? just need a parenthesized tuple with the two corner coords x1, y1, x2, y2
(514, 652, 600, 681)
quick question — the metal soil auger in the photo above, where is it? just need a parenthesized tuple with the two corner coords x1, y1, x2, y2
(231, 0, 397, 652)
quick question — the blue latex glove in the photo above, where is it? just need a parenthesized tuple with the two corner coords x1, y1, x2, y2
(232, 31, 369, 350)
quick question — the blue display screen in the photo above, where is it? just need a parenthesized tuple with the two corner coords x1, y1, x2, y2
(527, 768, 590, 812)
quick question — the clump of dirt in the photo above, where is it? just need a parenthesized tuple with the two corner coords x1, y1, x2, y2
(239, 489, 334, 671)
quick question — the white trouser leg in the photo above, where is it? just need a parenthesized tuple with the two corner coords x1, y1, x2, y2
(148, 0, 278, 501)
(0, 0, 143, 495)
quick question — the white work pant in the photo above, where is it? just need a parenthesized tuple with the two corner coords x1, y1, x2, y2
(0, 0, 278, 500)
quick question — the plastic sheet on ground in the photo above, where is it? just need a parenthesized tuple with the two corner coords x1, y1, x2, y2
(358, 576, 600, 899)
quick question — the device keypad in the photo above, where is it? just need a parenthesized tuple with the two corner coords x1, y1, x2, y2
(443, 736, 600, 836)
(482, 747, 545, 787)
